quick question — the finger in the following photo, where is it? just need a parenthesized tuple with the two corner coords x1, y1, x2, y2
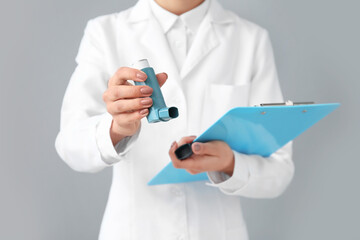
(103, 85, 153, 101)
(113, 109, 149, 125)
(178, 135, 197, 146)
(169, 141, 179, 162)
(173, 156, 201, 170)
(170, 141, 191, 169)
(108, 67, 147, 86)
(192, 141, 222, 156)
(156, 72, 168, 87)
(107, 97, 153, 114)
(186, 169, 202, 175)
(169, 138, 201, 170)
(175, 154, 218, 172)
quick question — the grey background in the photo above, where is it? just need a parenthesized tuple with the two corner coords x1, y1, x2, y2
(0, 0, 359, 239)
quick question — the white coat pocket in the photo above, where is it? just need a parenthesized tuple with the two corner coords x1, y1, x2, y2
(200, 83, 250, 131)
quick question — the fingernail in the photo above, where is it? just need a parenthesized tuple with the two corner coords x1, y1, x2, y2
(170, 141, 176, 149)
(139, 109, 148, 115)
(141, 98, 152, 105)
(140, 87, 152, 95)
(193, 143, 201, 152)
(136, 72, 147, 81)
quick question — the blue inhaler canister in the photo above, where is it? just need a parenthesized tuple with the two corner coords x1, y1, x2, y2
(133, 59, 179, 123)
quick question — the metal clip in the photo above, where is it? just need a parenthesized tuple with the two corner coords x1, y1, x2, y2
(258, 101, 315, 107)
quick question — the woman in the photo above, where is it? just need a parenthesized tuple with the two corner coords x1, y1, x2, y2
(55, 0, 294, 239)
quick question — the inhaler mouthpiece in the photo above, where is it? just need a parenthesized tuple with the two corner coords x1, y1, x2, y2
(159, 107, 179, 121)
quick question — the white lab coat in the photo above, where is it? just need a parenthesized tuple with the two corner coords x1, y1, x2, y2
(55, 0, 294, 239)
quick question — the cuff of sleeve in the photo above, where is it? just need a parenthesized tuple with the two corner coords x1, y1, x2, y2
(114, 124, 141, 157)
(206, 150, 250, 194)
(95, 113, 140, 165)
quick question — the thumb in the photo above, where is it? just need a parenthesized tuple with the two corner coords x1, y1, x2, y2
(156, 72, 168, 87)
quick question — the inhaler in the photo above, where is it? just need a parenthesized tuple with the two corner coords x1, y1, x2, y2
(132, 59, 179, 123)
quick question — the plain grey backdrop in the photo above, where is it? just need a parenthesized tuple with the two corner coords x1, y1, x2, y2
(1, 0, 359, 239)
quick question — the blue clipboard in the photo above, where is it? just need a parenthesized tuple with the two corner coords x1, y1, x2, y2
(148, 103, 340, 185)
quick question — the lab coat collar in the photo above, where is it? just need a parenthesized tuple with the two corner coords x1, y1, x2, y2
(128, 0, 150, 23)
(125, 0, 178, 82)
(128, 0, 234, 25)
(148, 0, 178, 34)
(128, 0, 234, 79)
(180, 0, 234, 78)
(127, 0, 181, 93)
(207, 0, 234, 24)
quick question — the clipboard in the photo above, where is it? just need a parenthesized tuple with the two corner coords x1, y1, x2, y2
(148, 103, 340, 185)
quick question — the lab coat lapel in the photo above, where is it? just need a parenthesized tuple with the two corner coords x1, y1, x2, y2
(140, 17, 180, 84)
(180, 0, 234, 79)
(180, 16, 219, 79)
(127, 0, 180, 86)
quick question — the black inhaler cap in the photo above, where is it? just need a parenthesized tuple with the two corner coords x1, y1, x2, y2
(175, 143, 194, 160)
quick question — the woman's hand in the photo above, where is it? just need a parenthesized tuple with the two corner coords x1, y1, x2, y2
(102, 67, 167, 146)
(169, 136, 235, 176)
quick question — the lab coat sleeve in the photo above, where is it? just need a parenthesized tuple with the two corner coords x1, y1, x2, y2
(207, 29, 294, 198)
(55, 19, 139, 173)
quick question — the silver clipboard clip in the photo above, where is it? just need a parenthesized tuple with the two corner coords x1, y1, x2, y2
(258, 100, 315, 107)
